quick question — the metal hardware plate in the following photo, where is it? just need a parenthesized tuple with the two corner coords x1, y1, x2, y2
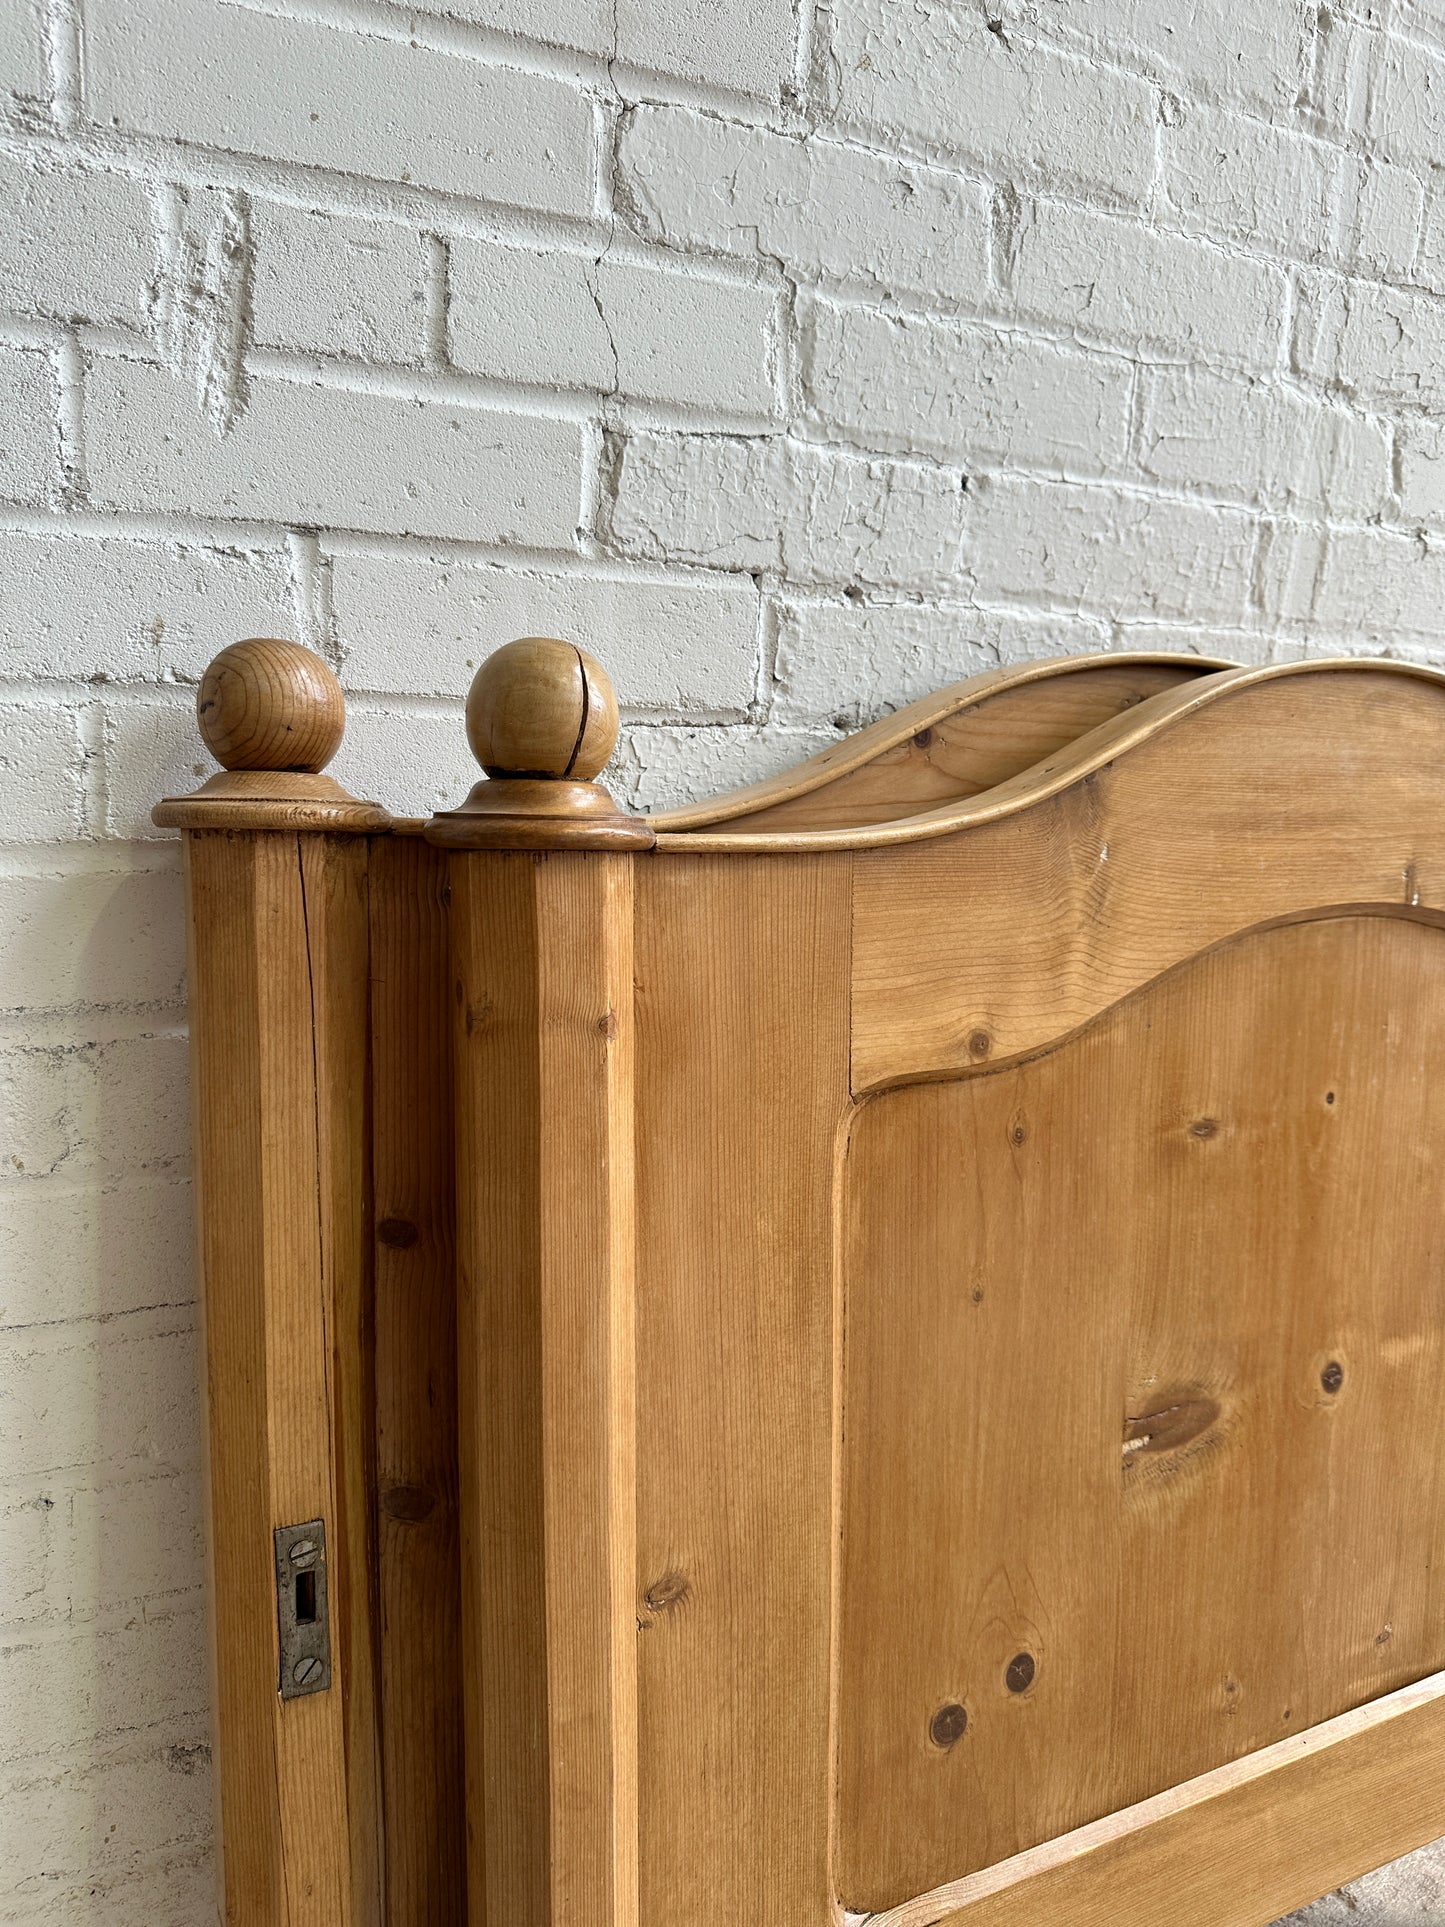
(273, 1518, 332, 1700)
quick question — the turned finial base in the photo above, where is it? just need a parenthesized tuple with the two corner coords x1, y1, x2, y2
(427, 777, 655, 851)
(151, 638, 389, 833)
(424, 637, 654, 852)
(153, 769, 391, 833)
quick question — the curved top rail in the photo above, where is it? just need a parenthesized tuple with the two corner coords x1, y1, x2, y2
(653, 658, 1445, 852)
(650, 650, 1234, 834)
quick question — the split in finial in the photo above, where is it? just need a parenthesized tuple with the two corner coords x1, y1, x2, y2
(153, 637, 389, 832)
(427, 636, 654, 850)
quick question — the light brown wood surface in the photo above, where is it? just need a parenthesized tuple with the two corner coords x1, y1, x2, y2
(654, 658, 1445, 851)
(871, 1670, 1445, 1927)
(167, 644, 1445, 1927)
(198, 637, 347, 772)
(631, 855, 851, 1927)
(429, 641, 651, 849)
(450, 851, 639, 1927)
(649, 651, 1231, 832)
(658, 655, 1227, 834)
(850, 666, 1445, 1089)
(426, 776, 654, 850)
(466, 636, 620, 779)
(154, 767, 391, 832)
(155, 638, 387, 831)
(368, 836, 466, 1924)
(838, 913, 1445, 1908)
(186, 831, 366, 1924)
(299, 836, 384, 1927)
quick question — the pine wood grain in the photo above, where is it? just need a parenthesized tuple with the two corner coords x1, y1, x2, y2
(173, 651, 1445, 1927)
(300, 836, 384, 1927)
(649, 652, 1231, 833)
(655, 658, 1445, 852)
(198, 637, 345, 773)
(466, 636, 620, 780)
(450, 851, 639, 1927)
(186, 830, 361, 1924)
(369, 835, 466, 1925)
(850, 668, 1445, 1089)
(688, 659, 1219, 834)
(838, 914, 1445, 1909)
(631, 854, 852, 1927)
(871, 1670, 1445, 1927)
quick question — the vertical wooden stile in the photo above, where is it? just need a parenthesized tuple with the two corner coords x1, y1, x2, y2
(302, 834, 385, 1927)
(158, 637, 391, 1926)
(449, 850, 640, 1927)
(369, 834, 467, 1923)
(186, 829, 380, 1923)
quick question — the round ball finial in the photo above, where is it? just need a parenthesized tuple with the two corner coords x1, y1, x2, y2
(466, 637, 620, 781)
(197, 637, 346, 773)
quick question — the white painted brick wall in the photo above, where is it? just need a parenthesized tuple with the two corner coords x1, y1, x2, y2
(1, 0, 1443, 1919)
(830, 1, 1158, 203)
(617, 106, 993, 297)
(0, 350, 53, 504)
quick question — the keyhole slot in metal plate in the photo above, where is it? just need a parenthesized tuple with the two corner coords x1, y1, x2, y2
(274, 1518, 332, 1700)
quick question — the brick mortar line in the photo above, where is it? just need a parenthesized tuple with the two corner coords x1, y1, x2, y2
(5, 121, 1441, 330)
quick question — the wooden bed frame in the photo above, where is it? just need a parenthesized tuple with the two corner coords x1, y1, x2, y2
(153, 635, 1445, 1927)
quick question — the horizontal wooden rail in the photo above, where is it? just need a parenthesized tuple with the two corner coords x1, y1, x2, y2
(866, 1671, 1445, 1927)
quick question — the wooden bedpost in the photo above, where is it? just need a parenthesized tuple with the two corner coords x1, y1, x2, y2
(154, 641, 389, 1925)
(427, 640, 651, 1927)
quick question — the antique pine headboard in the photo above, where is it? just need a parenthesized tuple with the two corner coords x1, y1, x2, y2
(154, 636, 1445, 1927)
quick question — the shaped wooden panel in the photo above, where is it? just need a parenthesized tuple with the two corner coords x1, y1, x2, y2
(837, 913, 1445, 1911)
(849, 667, 1445, 1089)
(651, 653, 1229, 835)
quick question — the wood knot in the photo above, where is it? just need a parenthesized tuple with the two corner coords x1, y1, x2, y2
(1122, 1394, 1220, 1462)
(377, 1217, 419, 1249)
(597, 1011, 618, 1040)
(1188, 1117, 1220, 1139)
(1005, 1652, 1035, 1695)
(929, 1702, 967, 1748)
(1320, 1360, 1344, 1395)
(967, 1030, 992, 1060)
(644, 1570, 690, 1615)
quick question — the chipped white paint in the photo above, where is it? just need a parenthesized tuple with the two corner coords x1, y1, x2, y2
(149, 184, 253, 434)
(1, 0, 1444, 1919)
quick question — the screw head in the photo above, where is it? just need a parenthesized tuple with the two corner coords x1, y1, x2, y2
(289, 1538, 318, 1566)
(292, 1655, 323, 1689)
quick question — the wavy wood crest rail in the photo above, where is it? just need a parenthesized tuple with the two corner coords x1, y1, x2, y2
(154, 635, 1445, 1927)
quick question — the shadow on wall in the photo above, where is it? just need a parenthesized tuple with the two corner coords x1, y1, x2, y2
(1280, 1836, 1445, 1922)
(0, 852, 216, 1917)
